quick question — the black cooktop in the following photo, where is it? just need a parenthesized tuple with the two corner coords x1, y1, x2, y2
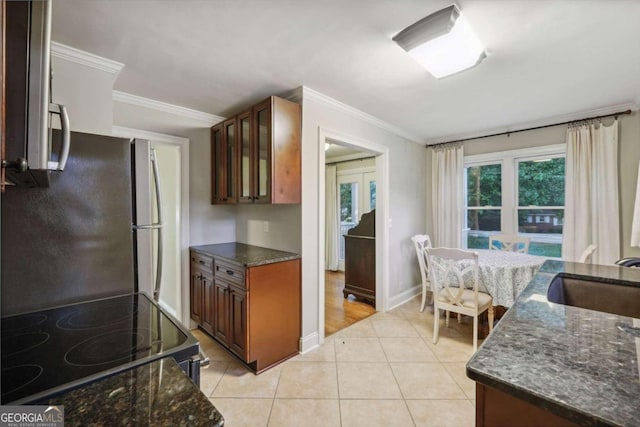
(1, 293, 198, 404)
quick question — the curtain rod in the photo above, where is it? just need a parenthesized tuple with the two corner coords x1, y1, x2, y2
(426, 109, 633, 148)
(325, 156, 376, 166)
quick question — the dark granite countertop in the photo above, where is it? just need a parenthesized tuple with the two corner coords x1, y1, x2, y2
(40, 357, 223, 426)
(467, 260, 640, 427)
(191, 242, 300, 267)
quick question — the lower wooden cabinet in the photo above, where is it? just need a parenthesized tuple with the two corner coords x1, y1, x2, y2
(190, 249, 300, 373)
(190, 252, 214, 333)
(201, 273, 214, 334)
(212, 279, 247, 360)
(476, 383, 580, 427)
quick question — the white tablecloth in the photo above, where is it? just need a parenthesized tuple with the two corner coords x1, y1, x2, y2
(433, 249, 546, 307)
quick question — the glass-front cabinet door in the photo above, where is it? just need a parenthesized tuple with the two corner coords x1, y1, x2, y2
(210, 118, 237, 204)
(224, 118, 236, 202)
(238, 110, 252, 203)
(253, 100, 271, 203)
(210, 123, 224, 203)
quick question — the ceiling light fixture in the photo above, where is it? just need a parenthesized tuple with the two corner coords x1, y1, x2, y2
(393, 4, 486, 79)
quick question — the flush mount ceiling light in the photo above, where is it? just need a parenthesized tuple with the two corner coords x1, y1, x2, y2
(393, 4, 486, 78)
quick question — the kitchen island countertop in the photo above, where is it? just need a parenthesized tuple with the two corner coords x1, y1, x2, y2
(191, 242, 300, 267)
(467, 260, 640, 427)
(41, 357, 223, 426)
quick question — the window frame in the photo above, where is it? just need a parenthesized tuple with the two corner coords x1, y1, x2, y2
(463, 160, 504, 246)
(463, 144, 565, 255)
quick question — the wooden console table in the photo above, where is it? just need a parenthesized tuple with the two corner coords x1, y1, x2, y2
(343, 210, 375, 306)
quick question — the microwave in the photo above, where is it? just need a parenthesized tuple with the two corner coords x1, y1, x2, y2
(4, 0, 70, 188)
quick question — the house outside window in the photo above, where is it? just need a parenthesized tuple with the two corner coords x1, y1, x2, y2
(463, 144, 565, 257)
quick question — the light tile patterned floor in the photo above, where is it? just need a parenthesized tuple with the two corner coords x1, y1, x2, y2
(193, 296, 480, 427)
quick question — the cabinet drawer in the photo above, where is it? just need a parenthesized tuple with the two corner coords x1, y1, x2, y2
(215, 260, 245, 287)
(191, 252, 214, 272)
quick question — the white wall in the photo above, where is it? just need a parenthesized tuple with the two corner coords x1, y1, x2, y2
(235, 204, 301, 253)
(51, 56, 115, 134)
(425, 112, 640, 259)
(299, 87, 427, 348)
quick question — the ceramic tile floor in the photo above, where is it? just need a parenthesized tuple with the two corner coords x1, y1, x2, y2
(192, 296, 481, 427)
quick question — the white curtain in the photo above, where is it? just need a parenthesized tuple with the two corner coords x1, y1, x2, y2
(562, 120, 619, 264)
(325, 164, 339, 270)
(431, 142, 464, 248)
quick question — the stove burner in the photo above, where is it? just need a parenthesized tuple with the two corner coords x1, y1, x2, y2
(64, 329, 155, 367)
(56, 302, 145, 330)
(1, 364, 43, 400)
(2, 333, 50, 358)
(1, 313, 47, 333)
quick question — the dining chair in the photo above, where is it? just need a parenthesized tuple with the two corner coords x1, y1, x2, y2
(411, 234, 432, 312)
(578, 244, 597, 263)
(615, 257, 640, 267)
(426, 247, 494, 352)
(489, 234, 531, 253)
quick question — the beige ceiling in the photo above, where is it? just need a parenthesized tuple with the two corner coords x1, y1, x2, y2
(51, 0, 640, 143)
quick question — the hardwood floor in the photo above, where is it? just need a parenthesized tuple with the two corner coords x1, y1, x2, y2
(324, 270, 376, 337)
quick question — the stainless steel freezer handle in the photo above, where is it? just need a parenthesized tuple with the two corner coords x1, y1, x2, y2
(150, 148, 164, 302)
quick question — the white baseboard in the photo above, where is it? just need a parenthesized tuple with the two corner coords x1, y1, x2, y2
(387, 284, 422, 311)
(299, 332, 320, 354)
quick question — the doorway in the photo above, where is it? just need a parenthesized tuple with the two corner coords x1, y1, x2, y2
(324, 142, 379, 336)
(150, 142, 181, 318)
(112, 126, 190, 326)
(337, 167, 377, 271)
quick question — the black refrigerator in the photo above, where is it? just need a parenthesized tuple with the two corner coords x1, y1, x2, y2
(2, 130, 146, 315)
(0, 130, 202, 404)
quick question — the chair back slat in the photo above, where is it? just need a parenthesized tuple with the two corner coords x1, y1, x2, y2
(578, 244, 597, 263)
(411, 234, 432, 283)
(489, 234, 531, 254)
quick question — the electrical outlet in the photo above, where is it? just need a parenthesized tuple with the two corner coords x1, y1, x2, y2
(263, 221, 269, 232)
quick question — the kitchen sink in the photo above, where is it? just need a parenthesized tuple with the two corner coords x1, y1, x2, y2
(547, 273, 640, 318)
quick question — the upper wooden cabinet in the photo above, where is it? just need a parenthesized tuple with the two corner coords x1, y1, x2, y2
(212, 95, 301, 205)
(211, 118, 238, 204)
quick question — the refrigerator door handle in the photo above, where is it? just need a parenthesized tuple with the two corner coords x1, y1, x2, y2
(133, 223, 162, 230)
(47, 103, 71, 171)
(150, 148, 164, 302)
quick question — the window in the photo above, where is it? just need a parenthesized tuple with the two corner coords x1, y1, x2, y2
(465, 164, 501, 250)
(516, 156, 565, 257)
(337, 168, 376, 266)
(463, 145, 565, 257)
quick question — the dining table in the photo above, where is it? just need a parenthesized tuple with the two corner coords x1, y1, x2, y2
(436, 249, 547, 308)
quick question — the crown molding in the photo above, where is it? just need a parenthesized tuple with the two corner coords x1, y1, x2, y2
(51, 42, 124, 77)
(282, 87, 303, 103)
(301, 86, 423, 144)
(426, 101, 638, 145)
(113, 91, 225, 125)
